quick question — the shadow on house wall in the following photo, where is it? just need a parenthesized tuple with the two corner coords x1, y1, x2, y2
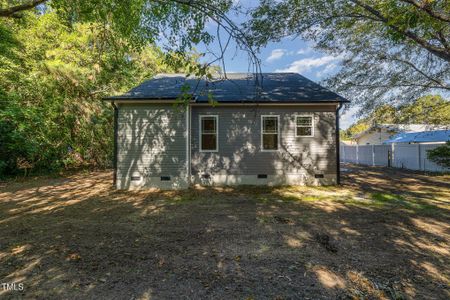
(117, 104, 188, 189)
(117, 103, 336, 188)
(190, 105, 336, 184)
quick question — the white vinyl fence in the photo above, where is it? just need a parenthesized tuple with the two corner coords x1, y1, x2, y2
(341, 143, 449, 172)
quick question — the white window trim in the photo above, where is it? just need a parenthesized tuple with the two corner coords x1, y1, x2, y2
(295, 115, 315, 137)
(199, 115, 219, 152)
(261, 115, 280, 152)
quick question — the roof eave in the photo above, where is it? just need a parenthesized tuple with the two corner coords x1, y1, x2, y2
(103, 97, 350, 104)
(102, 96, 178, 101)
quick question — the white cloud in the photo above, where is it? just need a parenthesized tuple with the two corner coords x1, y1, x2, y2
(297, 46, 312, 55)
(266, 49, 286, 62)
(316, 63, 338, 78)
(275, 55, 342, 74)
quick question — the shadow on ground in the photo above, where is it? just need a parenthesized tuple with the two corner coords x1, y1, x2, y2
(0, 165, 449, 299)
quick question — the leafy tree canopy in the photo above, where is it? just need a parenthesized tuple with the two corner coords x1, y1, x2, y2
(342, 95, 450, 139)
(2, 0, 227, 42)
(0, 11, 208, 176)
(0, 0, 244, 177)
(245, 0, 450, 113)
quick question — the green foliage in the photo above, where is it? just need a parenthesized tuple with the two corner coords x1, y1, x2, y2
(427, 142, 450, 168)
(395, 95, 450, 125)
(0, 11, 207, 177)
(344, 95, 450, 137)
(246, 0, 449, 111)
(339, 130, 351, 141)
(345, 120, 370, 139)
(2, 0, 233, 52)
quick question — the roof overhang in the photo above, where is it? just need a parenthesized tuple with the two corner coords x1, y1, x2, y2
(103, 97, 349, 105)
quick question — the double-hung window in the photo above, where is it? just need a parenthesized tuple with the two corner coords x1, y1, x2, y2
(200, 115, 218, 152)
(261, 115, 279, 151)
(296, 115, 314, 137)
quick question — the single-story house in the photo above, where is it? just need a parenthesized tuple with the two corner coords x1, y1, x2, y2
(352, 124, 447, 145)
(103, 73, 349, 189)
(384, 129, 450, 144)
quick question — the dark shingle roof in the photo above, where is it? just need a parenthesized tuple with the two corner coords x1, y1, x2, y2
(104, 73, 349, 103)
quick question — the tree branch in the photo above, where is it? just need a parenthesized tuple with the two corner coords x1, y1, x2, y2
(350, 0, 450, 63)
(387, 56, 449, 89)
(0, 0, 47, 17)
(436, 29, 450, 51)
(162, 0, 262, 79)
(344, 82, 450, 90)
(400, 0, 450, 23)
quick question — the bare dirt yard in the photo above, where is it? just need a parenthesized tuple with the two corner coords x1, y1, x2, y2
(0, 164, 449, 299)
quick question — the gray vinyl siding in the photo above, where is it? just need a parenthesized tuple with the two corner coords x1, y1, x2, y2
(191, 105, 336, 176)
(116, 103, 187, 189)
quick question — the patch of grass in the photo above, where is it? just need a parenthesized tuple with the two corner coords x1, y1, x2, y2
(406, 200, 438, 211)
(171, 186, 443, 217)
(271, 186, 350, 203)
(274, 194, 329, 203)
(371, 193, 404, 202)
(369, 192, 439, 213)
(337, 198, 387, 209)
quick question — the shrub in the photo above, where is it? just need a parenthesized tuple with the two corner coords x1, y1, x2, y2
(427, 141, 450, 168)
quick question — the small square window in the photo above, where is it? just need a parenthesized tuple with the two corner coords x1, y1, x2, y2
(296, 116, 314, 137)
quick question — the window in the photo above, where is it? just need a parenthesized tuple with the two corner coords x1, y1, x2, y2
(200, 115, 218, 152)
(296, 115, 314, 137)
(261, 115, 279, 151)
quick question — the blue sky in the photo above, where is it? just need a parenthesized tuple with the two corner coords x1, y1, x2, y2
(192, 6, 357, 129)
(200, 37, 342, 82)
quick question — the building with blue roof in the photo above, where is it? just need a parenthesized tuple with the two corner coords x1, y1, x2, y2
(384, 130, 450, 144)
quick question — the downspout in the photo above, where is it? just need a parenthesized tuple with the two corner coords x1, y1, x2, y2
(189, 103, 192, 184)
(186, 104, 191, 186)
(112, 101, 118, 188)
(336, 102, 343, 185)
